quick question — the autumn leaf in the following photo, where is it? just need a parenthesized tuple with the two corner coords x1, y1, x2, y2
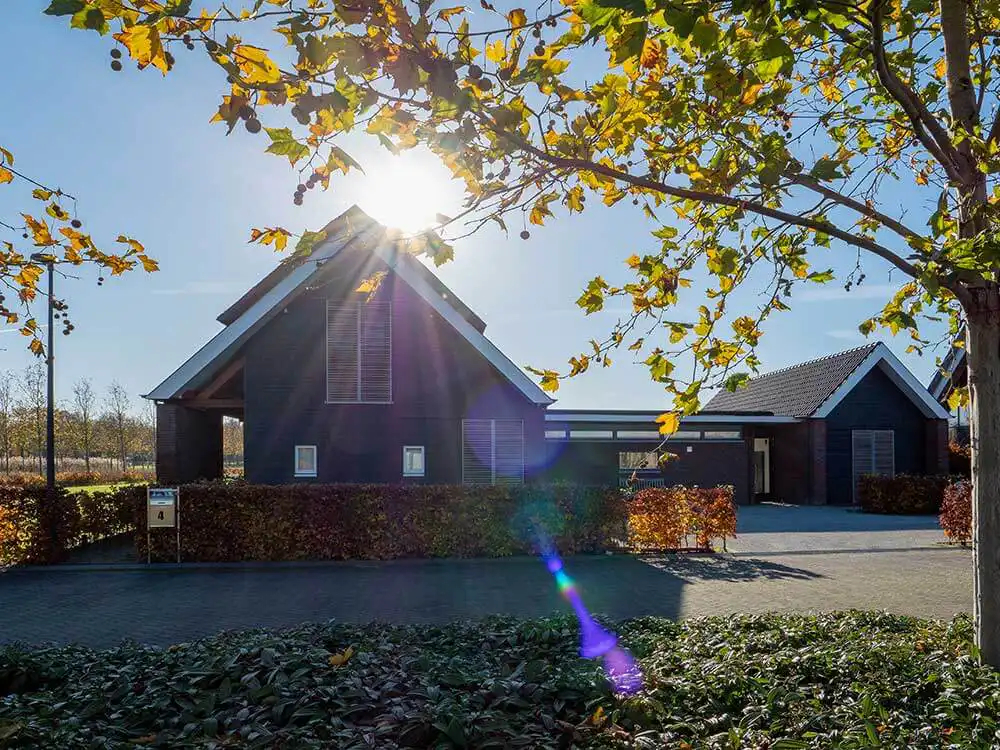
(328, 646, 354, 666)
(249, 226, 292, 251)
(114, 25, 169, 74)
(508, 8, 527, 26)
(116, 235, 145, 254)
(0, 167, 12, 185)
(138, 255, 159, 272)
(327, 145, 363, 174)
(437, 6, 464, 20)
(234, 44, 282, 85)
(0, 146, 12, 165)
(655, 412, 680, 435)
(14, 264, 43, 288)
(265, 127, 309, 166)
(22, 215, 56, 246)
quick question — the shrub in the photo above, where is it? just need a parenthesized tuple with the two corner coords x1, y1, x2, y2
(0, 469, 154, 487)
(940, 480, 972, 545)
(626, 485, 736, 551)
(949, 440, 971, 476)
(857, 474, 954, 515)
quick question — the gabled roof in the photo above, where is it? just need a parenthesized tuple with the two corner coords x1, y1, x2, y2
(706, 342, 948, 419)
(147, 206, 553, 405)
(928, 340, 966, 403)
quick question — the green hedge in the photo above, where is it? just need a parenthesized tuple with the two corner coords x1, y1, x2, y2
(856, 474, 955, 515)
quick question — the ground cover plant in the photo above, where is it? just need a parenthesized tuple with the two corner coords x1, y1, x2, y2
(0, 612, 993, 749)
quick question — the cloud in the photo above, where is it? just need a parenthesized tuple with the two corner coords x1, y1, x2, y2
(826, 329, 864, 340)
(0, 325, 47, 335)
(796, 283, 899, 303)
(151, 281, 245, 296)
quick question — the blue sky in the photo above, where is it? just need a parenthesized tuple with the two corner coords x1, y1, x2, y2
(0, 4, 948, 414)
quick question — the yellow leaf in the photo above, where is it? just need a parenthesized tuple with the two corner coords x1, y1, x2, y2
(138, 255, 159, 272)
(22, 215, 55, 246)
(739, 83, 764, 105)
(0, 167, 12, 185)
(540, 370, 560, 392)
(116, 235, 146, 254)
(626, 254, 641, 268)
(566, 186, 584, 212)
(14, 264, 42, 288)
(655, 412, 680, 436)
(29, 339, 44, 356)
(640, 38, 661, 69)
(234, 44, 282, 85)
(508, 8, 527, 27)
(935, 58, 947, 79)
(486, 39, 506, 64)
(437, 6, 464, 20)
(328, 646, 354, 666)
(114, 25, 169, 74)
(59, 227, 89, 251)
(0, 145, 12, 165)
(31, 188, 52, 201)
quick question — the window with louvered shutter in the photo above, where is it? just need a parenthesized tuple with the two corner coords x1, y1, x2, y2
(462, 419, 524, 485)
(326, 299, 391, 403)
(852, 429, 894, 501)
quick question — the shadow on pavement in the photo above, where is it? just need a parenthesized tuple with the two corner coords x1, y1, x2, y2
(640, 554, 822, 582)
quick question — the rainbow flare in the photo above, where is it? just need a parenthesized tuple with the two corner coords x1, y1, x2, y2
(542, 549, 643, 695)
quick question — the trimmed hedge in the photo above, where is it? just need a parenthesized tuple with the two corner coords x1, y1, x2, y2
(1, 482, 739, 565)
(0, 469, 154, 487)
(940, 480, 972, 545)
(627, 485, 736, 551)
(949, 440, 971, 476)
(857, 474, 955, 515)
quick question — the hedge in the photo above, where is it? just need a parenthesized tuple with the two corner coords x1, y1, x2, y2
(940, 480, 972, 545)
(949, 440, 971, 477)
(856, 474, 956, 515)
(1, 482, 738, 565)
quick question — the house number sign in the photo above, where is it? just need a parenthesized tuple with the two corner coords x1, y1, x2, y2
(146, 487, 181, 563)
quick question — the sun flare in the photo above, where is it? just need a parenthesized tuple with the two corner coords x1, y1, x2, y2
(356, 152, 461, 234)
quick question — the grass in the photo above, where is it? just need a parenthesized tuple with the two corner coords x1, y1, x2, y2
(0, 612, 995, 748)
(64, 482, 136, 495)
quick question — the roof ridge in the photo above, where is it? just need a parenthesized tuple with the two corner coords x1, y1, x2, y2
(743, 342, 879, 383)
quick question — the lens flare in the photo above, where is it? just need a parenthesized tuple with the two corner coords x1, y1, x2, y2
(539, 544, 643, 696)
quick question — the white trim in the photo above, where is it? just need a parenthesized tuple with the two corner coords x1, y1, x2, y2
(544, 412, 799, 424)
(371, 239, 553, 405)
(146, 222, 381, 400)
(402, 445, 425, 477)
(812, 342, 949, 419)
(294, 445, 318, 477)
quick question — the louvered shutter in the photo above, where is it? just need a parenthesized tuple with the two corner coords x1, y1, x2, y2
(873, 430, 895, 476)
(326, 301, 359, 402)
(493, 420, 525, 485)
(359, 301, 392, 403)
(462, 419, 494, 485)
(852, 429, 894, 502)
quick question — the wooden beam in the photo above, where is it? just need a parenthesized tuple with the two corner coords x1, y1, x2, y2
(186, 399, 244, 410)
(198, 357, 245, 401)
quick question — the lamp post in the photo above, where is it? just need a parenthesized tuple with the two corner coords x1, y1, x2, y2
(30, 253, 55, 496)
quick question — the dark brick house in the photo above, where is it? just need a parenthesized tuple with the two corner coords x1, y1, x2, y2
(147, 207, 949, 504)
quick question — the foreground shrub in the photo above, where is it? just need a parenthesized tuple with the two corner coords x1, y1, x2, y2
(941, 480, 972, 545)
(0, 469, 154, 487)
(626, 485, 736, 551)
(949, 440, 971, 476)
(0, 612, 990, 748)
(857, 474, 954, 515)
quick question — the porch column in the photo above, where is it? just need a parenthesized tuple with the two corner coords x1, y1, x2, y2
(925, 419, 949, 475)
(156, 403, 223, 484)
(808, 420, 827, 505)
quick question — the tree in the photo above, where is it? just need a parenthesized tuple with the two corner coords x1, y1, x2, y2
(38, 0, 1000, 664)
(104, 381, 131, 473)
(18, 363, 45, 475)
(0, 370, 13, 472)
(72, 378, 96, 472)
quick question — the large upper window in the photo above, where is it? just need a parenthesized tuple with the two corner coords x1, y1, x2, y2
(326, 299, 392, 403)
(462, 419, 524, 485)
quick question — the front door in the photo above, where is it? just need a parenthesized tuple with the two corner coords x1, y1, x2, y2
(753, 437, 771, 502)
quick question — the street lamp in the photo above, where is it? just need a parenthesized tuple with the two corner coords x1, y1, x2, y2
(29, 253, 55, 496)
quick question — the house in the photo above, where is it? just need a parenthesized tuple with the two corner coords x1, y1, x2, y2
(147, 207, 949, 504)
(928, 341, 969, 442)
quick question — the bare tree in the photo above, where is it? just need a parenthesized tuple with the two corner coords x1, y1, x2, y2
(18, 363, 45, 474)
(72, 378, 96, 472)
(104, 381, 130, 472)
(0, 371, 13, 472)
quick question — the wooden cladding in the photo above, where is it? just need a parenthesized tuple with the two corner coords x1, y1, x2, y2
(462, 419, 524, 485)
(326, 299, 392, 403)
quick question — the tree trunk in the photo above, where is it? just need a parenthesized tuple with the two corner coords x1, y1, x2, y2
(966, 288, 1000, 667)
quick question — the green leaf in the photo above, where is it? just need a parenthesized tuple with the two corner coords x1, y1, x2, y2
(43, 0, 85, 15)
(70, 6, 108, 33)
(593, 0, 646, 14)
(165, 0, 194, 15)
(755, 37, 794, 81)
(294, 230, 327, 257)
(264, 127, 309, 166)
(809, 157, 843, 181)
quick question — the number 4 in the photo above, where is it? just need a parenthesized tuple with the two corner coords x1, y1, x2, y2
(157, 511, 164, 521)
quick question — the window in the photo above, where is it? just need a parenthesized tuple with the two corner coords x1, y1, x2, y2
(545, 429, 567, 439)
(568, 430, 614, 439)
(667, 430, 702, 440)
(294, 445, 317, 477)
(702, 430, 741, 440)
(616, 430, 660, 440)
(462, 419, 524, 485)
(326, 299, 391, 403)
(852, 429, 894, 500)
(619, 451, 659, 471)
(403, 446, 425, 477)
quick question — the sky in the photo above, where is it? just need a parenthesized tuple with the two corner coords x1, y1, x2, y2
(0, 3, 950, 415)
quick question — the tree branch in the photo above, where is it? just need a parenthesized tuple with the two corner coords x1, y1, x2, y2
(869, 0, 964, 182)
(492, 126, 923, 280)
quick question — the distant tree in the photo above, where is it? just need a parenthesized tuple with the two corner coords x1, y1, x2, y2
(104, 381, 130, 472)
(222, 417, 244, 462)
(72, 378, 96, 472)
(18, 363, 45, 474)
(0, 370, 13, 472)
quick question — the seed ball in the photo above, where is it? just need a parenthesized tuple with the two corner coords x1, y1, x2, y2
(520, 230, 530, 240)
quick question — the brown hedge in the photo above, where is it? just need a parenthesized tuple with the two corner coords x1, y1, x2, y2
(856, 474, 955, 515)
(940, 480, 972, 545)
(2, 482, 740, 565)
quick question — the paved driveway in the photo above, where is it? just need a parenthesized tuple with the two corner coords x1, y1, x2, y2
(0, 506, 971, 649)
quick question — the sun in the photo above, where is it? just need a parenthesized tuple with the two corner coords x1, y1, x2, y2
(356, 151, 462, 234)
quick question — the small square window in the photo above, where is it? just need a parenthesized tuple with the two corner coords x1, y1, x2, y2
(294, 445, 317, 477)
(403, 445, 425, 477)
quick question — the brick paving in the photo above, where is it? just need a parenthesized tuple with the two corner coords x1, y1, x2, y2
(0, 506, 972, 649)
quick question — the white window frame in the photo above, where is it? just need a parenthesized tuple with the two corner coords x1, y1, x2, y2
(403, 445, 425, 477)
(326, 299, 393, 404)
(294, 445, 318, 477)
